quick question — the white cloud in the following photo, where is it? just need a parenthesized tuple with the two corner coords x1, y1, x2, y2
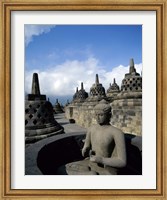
(25, 25, 55, 46)
(25, 57, 142, 97)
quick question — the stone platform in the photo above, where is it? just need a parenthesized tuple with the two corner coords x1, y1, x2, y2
(25, 113, 86, 175)
(25, 113, 142, 175)
(54, 113, 86, 134)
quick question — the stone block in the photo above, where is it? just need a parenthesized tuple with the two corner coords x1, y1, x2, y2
(126, 110, 135, 116)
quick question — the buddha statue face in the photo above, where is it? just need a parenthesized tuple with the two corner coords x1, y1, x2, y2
(95, 110, 109, 125)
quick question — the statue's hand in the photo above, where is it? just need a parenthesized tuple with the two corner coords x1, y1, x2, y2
(90, 155, 103, 164)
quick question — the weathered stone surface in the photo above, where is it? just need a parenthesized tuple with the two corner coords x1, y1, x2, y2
(121, 58, 142, 92)
(25, 114, 142, 175)
(64, 159, 118, 175)
(26, 73, 46, 101)
(65, 59, 142, 135)
(25, 73, 64, 143)
(65, 74, 108, 128)
(89, 74, 106, 97)
(110, 59, 142, 136)
(110, 101, 142, 136)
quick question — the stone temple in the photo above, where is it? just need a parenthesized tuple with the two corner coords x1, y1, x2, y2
(25, 59, 142, 176)
(65, 58, 142, 136)
(25, 73, 64, 143)
(65, 74, 108, 127)
(111, 58, 142, 135)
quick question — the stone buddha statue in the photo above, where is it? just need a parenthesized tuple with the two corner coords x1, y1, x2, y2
(63, 100, 127, 175)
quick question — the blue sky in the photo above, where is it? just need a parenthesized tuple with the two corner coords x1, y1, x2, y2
(25, 25, 142, 104)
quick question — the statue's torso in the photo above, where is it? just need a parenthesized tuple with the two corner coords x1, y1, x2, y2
(90, 125, 116, 158)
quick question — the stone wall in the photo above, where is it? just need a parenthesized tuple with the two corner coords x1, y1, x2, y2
(65, 97, 142, 136)
(66, 98, 142, 135)
(77, 106, 97, 128)
(65, 103, 97, 128)
(65, 105, 79, 121)
(110, 98, 142, 136)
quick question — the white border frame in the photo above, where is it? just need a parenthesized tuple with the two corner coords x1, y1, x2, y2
(11, 11, 156, 189)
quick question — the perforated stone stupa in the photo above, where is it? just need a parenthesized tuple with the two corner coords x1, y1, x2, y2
(106, 78, 120, 100)
(76, 74, 107, 127)
(25, 73, 64, 143)
(73, 82, 88, 103)
(121, 58, 142, 94)
(111, 59, 142, 135)
(65, 82, 88, 124)
(54, 99, 64, 113)
(65, 74, 108, 127)
(89, 74, 106, 100)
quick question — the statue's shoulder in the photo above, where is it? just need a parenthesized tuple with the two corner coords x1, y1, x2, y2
(108, 125, 123, 135)
(91, 124, 99, 129)
(87, 124, 99, 132)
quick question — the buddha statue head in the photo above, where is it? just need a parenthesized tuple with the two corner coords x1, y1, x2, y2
(94, 99, 111, 125)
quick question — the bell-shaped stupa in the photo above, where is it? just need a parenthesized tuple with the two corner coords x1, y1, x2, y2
(54, 99, 64, 113)
(73, 82, 88, 103)
(89, 74, 106, 98)
(107, 78, 120, 100)
(111, 59, 142, 136)
(25, 73, 64, 143)
(77, 74, 107, 128)
(121, 58, 142, 93)
(65, 82, 88, 123)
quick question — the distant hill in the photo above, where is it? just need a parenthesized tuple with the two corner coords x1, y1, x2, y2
(25, 92, 73, 106)
(44, 95, 73, 106)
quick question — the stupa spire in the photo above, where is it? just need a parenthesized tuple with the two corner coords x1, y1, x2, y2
(81, 82, 84, 90)
(129, 58, 136, 74)
(31, 73, 40, 95)
(130, 58, 134, 67)
(95, 74, 99, 85)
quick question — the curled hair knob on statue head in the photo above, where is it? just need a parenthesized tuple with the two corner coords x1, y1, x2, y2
(94, 99, 111, 114)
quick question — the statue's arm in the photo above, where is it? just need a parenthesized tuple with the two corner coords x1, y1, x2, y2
(82, 129, 91, 157)
(102, 130, 127, 168)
